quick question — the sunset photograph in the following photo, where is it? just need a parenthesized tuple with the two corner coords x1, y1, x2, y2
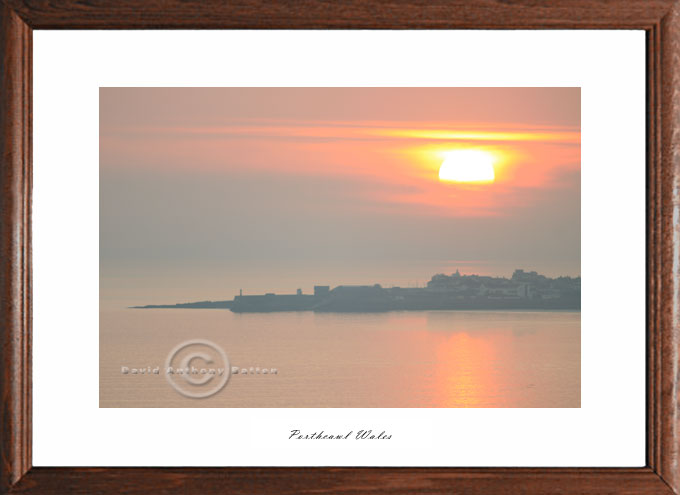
(99, 87, 580, 408)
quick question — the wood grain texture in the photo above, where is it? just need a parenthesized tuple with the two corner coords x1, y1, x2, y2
(0, 3, 31, 494)
(648, 18, 664, 475)
(6, 467, 676, 495)
(1, 0, 677, 29)
(1, 0, 680, 494)
(657, 0, 680, 490)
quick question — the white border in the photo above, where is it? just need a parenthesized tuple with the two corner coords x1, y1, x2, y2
(33, 30, 645, 466)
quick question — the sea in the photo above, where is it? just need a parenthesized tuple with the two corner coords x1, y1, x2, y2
(99, 309, 580, 408)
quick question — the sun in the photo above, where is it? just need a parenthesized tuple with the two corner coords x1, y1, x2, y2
(438, 149, 495, 183)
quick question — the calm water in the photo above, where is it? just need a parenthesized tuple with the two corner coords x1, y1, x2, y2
(99, 309, 580, 408)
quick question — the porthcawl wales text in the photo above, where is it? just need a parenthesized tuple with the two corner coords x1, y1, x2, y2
(289, 430, 392, 440)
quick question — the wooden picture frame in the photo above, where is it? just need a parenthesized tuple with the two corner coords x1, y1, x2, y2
(0, 1, 677, 493)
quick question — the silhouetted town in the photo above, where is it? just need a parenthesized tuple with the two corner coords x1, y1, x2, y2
(134, 270, 580, 312)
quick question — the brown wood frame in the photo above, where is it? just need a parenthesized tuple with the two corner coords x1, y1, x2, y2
(0, 1, 677, 493)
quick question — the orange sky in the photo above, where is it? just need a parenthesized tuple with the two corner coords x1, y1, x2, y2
(100, 88, 580, 305)
(102, 119, 578, 217)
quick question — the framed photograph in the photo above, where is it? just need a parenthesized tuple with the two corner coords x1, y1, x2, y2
(1, 1, 677, 493)
(99, 86, 582, 409)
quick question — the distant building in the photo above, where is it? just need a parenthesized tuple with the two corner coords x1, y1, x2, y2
(314, 285, 330, 297)
(229, 270, 580, 313)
